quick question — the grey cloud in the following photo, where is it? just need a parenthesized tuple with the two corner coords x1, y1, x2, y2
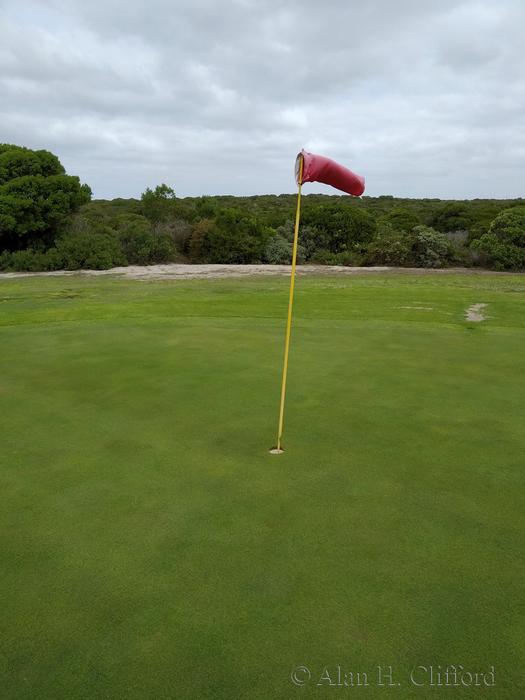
(1, 0, 524, 199)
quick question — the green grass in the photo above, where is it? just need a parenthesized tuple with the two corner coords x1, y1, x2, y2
(1, 272, 525, 699)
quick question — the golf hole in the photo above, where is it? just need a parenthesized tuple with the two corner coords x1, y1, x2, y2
(269, 446, 284, 454)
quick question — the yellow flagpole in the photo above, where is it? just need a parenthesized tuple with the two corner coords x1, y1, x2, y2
(272, 153, 304, 454)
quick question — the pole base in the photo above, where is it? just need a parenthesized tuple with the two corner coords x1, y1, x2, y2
(269, 446, 284, 454)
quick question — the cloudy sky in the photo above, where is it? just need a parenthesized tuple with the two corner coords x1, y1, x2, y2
(1, 0, 524, 200)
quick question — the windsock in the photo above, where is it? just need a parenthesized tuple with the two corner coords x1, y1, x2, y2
(295, 150, 365, 196)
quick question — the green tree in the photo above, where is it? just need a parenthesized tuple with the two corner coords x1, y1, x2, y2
(271, 219, 323, 261)
(194, 195, 219, 220)
(55, 232, 126, 270)
(0, 144, 64, 183)
(301, 204, 376, 253)
(363, 224, 456, 268)
(428, 202, 473, 233)
(188, 218, 214, 262)
(412, 225, 456, 268)
(467, 203, 501, 241)
(263, 232, 306, 264)
(191, 209, 269, 264)
(0, 144, 91, 252)
(470, 206, 525, 270)
(141, 184, 177, 224)
(116, 219, 176, 265)
(488, 206, 525, 246)
(377, 208, 422, 232)
(363, 229, 413, 267)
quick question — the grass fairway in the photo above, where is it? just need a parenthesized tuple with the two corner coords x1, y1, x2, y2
(1, 271, 525, 699)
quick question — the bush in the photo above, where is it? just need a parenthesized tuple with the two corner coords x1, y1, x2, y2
(470, 233, 525, 271)
(301, 204, 376, 253)
(309, 249, 362, 266)
(0, 247, 61, 272)
(55, 232, 127, 270)
(116, 221, 176, 265)
(263, 234, 306, 264)
(194, 196, 219, 220)
(362, 225, 456, 268)
(467, 204, 502, 242)
(159, 221, 191, 256)
(273, 220, 325, 260)
(149, 229, 178, 264)
(0, 145, 91, 252)
(308, 249, 334, 265)
(116, 222, 155, 265)
(362, 232, 413, 266)
(331, 251, 362, 265)
(189, 209, 269, 264)
(469, 207, 525, 270)
(141, 184, 176, 224)
(489, 206, 525, 246)
(427, 202, 474, 233)
(377, 208, 421, 232)
(188, 218, 214, 262)
(413, 225, 456, 268)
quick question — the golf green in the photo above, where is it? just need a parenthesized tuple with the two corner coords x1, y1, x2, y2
(1, 272, 524, 699)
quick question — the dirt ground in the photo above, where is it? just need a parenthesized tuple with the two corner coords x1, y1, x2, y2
(1, 263, 525, 282)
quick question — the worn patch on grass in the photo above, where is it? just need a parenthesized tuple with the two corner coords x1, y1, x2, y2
(466, 303, 489, 321)
(395, 306, 454, 316)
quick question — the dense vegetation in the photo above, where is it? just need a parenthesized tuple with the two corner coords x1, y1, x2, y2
(0, 144, 91, 254)
(1, 144, 525, 272)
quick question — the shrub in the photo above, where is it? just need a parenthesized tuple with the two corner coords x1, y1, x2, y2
(489, 206, 525, 246)
(470, 233, 525, 271)
(0, 247, 62, 272)
(377, 208, 421, 232)
(0, 145, 91, 252)
(188, 218, 215, 262)
(467, 204, 502, 242)
(363, 232, 413, 266)
(413, 225, 456, 268)
(466, 247, 491, 268)
(159, 221, 191, 256)
(116, 221, 176, 265)
(116, 222, 155, 265)
(331, 250, 362, 266)
(141, 184, 176, 224)
(55, 232, 127, 270)
(362, 225, 456, 268)
(274, 220, 326, 260)
(309, 249, 334, 265)
(149, 228, 178, 263)
(263, 234, 306, 264)
(309, 249, 362, 266)
(194, 196, 218, 220)
(189, 209, 269, 264)
(301, 204, 376, 253)
(428, 202, 474, 233)
(103, 213, 148, 231)
(469, 207, 525, 270)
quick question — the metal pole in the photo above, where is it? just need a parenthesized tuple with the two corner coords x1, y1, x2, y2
(272, 154, 304, 454)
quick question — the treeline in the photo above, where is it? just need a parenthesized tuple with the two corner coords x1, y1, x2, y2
(1, 144, 525, 272)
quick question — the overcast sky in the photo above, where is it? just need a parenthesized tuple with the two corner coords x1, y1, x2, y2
(1, 0, 524, 200)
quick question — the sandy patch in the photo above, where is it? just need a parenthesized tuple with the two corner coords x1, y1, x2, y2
(1, 264, 525, 282)
(0, 264, 389, 281)
(465, 303, 488, 322)
(395, 306, 435, 311)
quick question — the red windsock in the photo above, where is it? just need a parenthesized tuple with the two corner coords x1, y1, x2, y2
(295, 150, 365, 196)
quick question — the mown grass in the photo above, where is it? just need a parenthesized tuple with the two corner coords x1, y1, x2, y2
(1, 272, 525, 699)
